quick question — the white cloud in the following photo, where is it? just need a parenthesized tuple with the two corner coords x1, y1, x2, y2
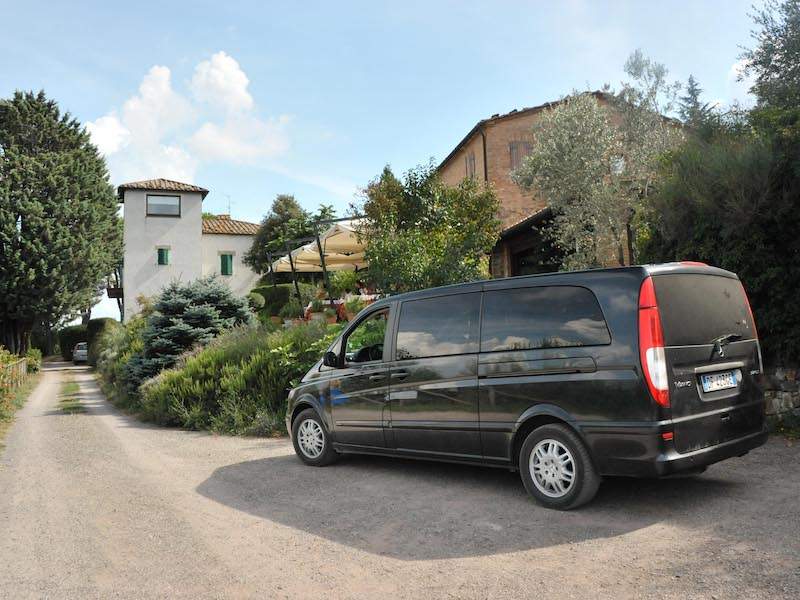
(85, 114, 129, 155)
(190, 51, 254, 112)
(189, 114, 290, 163)
(85, 53, 291, 185)
(726, 58, 756, 107)
(86, 51, 350, 202)
(86, 65, 199, 182)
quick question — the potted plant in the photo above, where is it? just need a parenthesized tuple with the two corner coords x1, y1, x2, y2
(279, 299, 302, 326)
(344, 297, 366, 321)
(323, 306, 338, 324)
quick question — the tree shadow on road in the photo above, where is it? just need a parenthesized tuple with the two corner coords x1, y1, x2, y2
(196, 452, 739, 560)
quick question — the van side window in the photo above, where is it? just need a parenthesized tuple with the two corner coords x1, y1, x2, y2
(344, 309, 388, 364)
(481, 286, 610, 352)
(396, 293, 481, 360)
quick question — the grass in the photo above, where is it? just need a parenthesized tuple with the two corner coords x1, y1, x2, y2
(0, 372, 42, 450)
(58, 378, 85, 414)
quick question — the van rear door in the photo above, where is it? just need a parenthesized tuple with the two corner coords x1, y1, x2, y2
(651, 271, 764, 454)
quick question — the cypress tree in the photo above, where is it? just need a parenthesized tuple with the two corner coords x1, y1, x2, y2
(0, 90, 121, 353)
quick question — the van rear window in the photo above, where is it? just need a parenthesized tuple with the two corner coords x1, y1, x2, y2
(481, 286, 611, 352)
(652, 274, 755, 346)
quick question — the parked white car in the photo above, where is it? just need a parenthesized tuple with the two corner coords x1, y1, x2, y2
(72, 342, 88, 364)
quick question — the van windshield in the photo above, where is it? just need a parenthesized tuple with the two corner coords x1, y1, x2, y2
(652, 274, 755, 347)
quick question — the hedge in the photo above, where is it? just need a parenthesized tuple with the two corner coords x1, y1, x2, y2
(58, 325, 88, 361)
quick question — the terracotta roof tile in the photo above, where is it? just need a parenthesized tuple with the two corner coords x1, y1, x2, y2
(202, 214, 259, 236)
(117, 178, 209, 199)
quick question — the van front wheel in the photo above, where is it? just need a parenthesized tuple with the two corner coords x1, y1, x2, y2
(519, 424, 600, 510)
(292, 409, 338, 466)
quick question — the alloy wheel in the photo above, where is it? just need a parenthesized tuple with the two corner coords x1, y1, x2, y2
(529, 438, 576, 498)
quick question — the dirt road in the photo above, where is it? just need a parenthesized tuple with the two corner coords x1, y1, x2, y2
(1, 362, 798, 599)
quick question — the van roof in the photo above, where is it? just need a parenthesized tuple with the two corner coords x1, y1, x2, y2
(369, 263, 737, 307)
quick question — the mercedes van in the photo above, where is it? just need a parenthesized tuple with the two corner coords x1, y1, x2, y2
(286, 263, 767, 509)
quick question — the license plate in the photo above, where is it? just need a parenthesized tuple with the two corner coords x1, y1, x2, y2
(700, 371, 737, 393)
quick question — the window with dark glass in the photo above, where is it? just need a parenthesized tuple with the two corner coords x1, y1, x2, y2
(481, 286, 610, 352)
(396, 293, 481, 360)
(146, 194, 181, 216)
(156, 248, 170, 265)
(344, 309, 388, 363)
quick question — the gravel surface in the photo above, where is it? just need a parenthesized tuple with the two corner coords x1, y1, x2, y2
(0, 361, 798, 599)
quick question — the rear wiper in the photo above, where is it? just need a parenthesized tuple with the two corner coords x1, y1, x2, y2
(710, 333, 742, 358)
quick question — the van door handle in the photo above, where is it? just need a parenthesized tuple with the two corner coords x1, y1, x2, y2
(391, 371, 408, 380)
(368, 374, 386, 382)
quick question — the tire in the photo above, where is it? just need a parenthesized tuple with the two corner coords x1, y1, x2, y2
(291, 408, 338, 466)
(519, 423, 601, 510)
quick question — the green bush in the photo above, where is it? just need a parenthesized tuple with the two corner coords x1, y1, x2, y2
(329, 270, 359, 298)
(279, 298, 303, 319)
(140, 322, 342, 434)
(87, 318, 118, 366)
(248, 291, 265, 310)
(95, 315, 146, 410)
(123, 277, 252, 396)
(58, 325, 88, 361)
(252, 283, 313, 316)
(24, 348, 42, 373)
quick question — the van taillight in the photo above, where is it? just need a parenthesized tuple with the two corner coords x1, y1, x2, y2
(638, 277, 670, 407)
(739, 281, 764, 374)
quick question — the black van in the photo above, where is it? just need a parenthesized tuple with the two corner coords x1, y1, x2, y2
(286, 263, 767, 509)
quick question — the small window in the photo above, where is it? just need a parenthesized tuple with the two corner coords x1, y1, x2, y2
(481, 286, 610, 352)
(510, 141, 533, 170)
(396, 293, 481, 360)
(465, 152, 476, 179)
(146, 194, 180, 216)
(345, 310, 388, 364)
(220, 253, 233, 276)
(157, 248, 170, 266)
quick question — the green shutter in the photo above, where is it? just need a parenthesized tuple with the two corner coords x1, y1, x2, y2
(220, 254, 233, 276)
(157, 248, 170, 265)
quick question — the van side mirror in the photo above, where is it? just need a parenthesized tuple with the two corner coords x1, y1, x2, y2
(323, 351, 339, 368)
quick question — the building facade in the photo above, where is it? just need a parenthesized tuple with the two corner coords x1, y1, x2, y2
(118, 178, 260, 321)
(438, 92, 613, 278)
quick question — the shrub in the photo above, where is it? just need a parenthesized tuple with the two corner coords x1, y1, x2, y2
(330, 270, 359, 298)
(24, 348, 42, 373)
(279, 299, 303, 319)
(248, 292, 265, 310)
(140, 322, 342, 434)
(123, 277, 252, 395)
(87, 318, 118, 366)
(252, 283, 313, 316)
(95, 315, 146, 410)
(58, 325, 88, 361)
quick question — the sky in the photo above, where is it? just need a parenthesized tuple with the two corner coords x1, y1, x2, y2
(0, 0, 759, 318)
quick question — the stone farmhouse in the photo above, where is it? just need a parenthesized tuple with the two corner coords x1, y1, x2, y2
(438, 91, 614, 277)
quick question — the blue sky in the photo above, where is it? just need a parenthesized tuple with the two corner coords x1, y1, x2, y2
(1, 0, 758, 317)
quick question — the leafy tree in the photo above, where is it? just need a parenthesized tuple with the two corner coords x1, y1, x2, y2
(642, 1, 800, 366)
(679, 75, 716, 127)
(244, 195, 336, 274)
(740, 0, 800, 110)
(513, 53, 683, 270)
(357, 163, 500, 293)
(0, 91, 121, 353)
(123, 277, 253, 392)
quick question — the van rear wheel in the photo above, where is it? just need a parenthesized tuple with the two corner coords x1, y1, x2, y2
(519, 424, 600, 510)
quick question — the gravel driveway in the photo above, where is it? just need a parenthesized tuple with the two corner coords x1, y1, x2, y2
(0, 361, 798, 599)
